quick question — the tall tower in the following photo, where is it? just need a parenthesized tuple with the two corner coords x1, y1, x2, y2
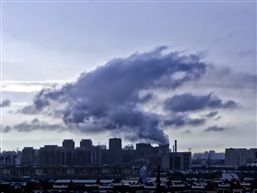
(62, 139, 75, 166)
(109, 138, 122, 164)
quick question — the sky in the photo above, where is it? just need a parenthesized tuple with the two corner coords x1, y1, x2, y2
(0, 0, 256, 153)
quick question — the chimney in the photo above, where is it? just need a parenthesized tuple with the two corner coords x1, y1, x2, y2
(175, 140, 177, 152)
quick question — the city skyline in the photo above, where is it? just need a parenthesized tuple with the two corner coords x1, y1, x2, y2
(0, 137, 245, 156)
(4, 136, 257, 165)
(0, 1, 256, 153)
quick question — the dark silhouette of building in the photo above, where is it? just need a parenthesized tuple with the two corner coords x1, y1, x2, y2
(122, 149, 135, 164)
(136, 143, 156, 158)
(16, 138, 192, 170)
(102, 149, 110, 164)
(21, 147, 34, 166)
(159, 144, 170, 155)
(0, 151, 20, 166)
(149, 151, 191, 171)
(109, 138, 122, 164)
(62, 139, 75, 166)
(39, 145, 64, 166)
(80, 139, 93, 149)
(73, 147, 91, 166)
(62, 139, 75, 150)
(91, 146, 102, 165)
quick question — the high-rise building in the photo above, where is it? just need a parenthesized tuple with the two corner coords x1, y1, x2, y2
(109, 138, 122, 164)
(97, 144, 107, 150)
(102, 149, 110, 164)
(62, 140, 75, 166)
(1, 151, 21, 166)
(136, 143, 154, 157)
(91, 146, 102, 165)
(21, 147, 34, 166)
(80, 139, 93, 149)
(122, 149, 135, 164)
(39, 145, 63, 166)
(74, 148, 91, 166)
(62, 139, 75, 149)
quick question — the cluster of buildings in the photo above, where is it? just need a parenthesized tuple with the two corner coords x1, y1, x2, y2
(0, 138, 191, 170)
(0, 138, 256, 177)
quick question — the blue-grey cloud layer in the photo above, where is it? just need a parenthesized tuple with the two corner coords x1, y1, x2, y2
(18, 47, 243, 144)
(21, 47, 209, 144)
(164, 93, 237, 112)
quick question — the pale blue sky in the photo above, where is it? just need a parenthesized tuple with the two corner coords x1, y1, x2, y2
(1, 1, 256, 152)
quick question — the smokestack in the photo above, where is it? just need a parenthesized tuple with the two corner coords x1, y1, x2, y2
(173, 145, 174, 152)
(175, 140, 177, 152)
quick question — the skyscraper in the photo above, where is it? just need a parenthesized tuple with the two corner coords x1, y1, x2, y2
(80, 139, 93, 149)
(62, 139, 75, 150)
(109, 138, 122, 164)
(21, 147, 34, 165)
(62, 140, 75, 166)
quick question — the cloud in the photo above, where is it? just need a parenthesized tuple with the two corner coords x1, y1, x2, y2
(200, 65, 256, 90)
(214, 116, 221, 120)
(183, 130, 191, 134)
(187, 118, 206, 126)
(13, 118, 66, 132)
(163, 116, 186, 127)
(238, 50, 256, 57)
(20, 46, 208, 144)
(205, 125, 225, 132)
(2, 80, 70, 93)
(163, 115, 206, 128)
(205, 111, 218, 118)
(17, 46, 253, 144)
(0, 99, 11, 108)
(3, 126, 12, 133)
(164, 93, 237, 112)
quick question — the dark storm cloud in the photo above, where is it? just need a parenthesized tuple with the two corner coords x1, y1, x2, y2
(205, 125, 225, 132)
(21, 46, 207, 144)
(164, 93, 237, 112)
(0, 99, 11, 108)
